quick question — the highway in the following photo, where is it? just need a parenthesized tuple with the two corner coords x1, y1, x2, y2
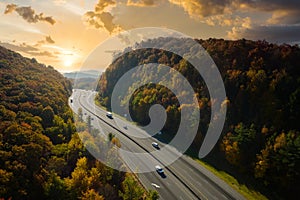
(70, 89, 246, 200)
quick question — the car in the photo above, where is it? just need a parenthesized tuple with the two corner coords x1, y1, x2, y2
(152, 142, 159, 149)
(106, 112, 113, 119)
(155, 165, 164, 174)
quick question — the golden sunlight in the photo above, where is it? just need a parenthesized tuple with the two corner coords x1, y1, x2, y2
(63, 59, 73, 67)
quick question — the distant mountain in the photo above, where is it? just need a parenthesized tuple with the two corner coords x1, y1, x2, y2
(63, 70, 101, 90)
(63, 70, 101, 79)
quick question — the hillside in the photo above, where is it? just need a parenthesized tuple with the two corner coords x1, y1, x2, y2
(63, 70, 100, 79)
(97, 38, 300, 199)
(63, 70, 100, 90)
(0, 46, 155, 200)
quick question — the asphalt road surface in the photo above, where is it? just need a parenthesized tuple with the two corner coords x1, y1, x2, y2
(70, 89, 246, 200)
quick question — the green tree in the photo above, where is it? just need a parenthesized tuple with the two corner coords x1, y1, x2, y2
(78, 108, 83, 122)
(87, 115, 92, 133)
(41, 106, 55, 128)
(221, 123, 259, 172)
(146, 190, 159, 200)
(255, 131, 300, 193)
(44, 172, 68, 200)
(119, 175, 144, 200)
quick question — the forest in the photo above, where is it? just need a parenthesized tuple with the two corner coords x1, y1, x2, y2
(0, 46, 157, 200)
(97, 38, 300, 199)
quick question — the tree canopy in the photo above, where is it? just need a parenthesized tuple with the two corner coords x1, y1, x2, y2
(97, 38, 300, 199)
(0, 46, 157, 200)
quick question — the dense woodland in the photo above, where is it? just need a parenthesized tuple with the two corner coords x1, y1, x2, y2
(0, 46, 157, 200)
(97, 38, 300, 199)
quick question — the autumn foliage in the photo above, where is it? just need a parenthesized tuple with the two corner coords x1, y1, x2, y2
(0, 46, 157, 199)
(97, 38, 300, 199)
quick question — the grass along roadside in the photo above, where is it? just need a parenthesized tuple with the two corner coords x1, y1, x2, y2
(194, 159, 268, 200)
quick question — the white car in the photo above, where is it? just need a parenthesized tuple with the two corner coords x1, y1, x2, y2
(106, 112, 113, 119)
(155, 165, 164, 174)
(152, 142, 159, 149)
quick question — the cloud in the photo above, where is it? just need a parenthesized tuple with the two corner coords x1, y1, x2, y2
(53, 0, 67, 6)
(125, 0, 232, 17)
(84, 0, 122, 34)
(0, 42, 38, 52)
(4, 4, 56, 25)
(99, 12, 120, 33)
(228, 24, 300, 44)
(84, 0, 299, 43)
(84, 0, 300, 27)
(241, 0, 300, 12)
(29, 50, 56, 57)
(95, 0, 116, 12)
(4, 3, 17, 14)
(241, 0, 300, 25)
(36, 36, 55, 46)
(165, 0, 300, 25)
(267, 10, 300, 25)
(45, 36, 55, 44)
(84, 12, 103, 29)
(168, 0, 232, 19)
(203, 14, 251, 27)
(126, 0, 157, 7)
(0, 41, 56, 58)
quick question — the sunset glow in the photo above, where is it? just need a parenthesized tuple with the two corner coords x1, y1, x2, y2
(64, 59, 73, 67)
(0, 0, 299, 73)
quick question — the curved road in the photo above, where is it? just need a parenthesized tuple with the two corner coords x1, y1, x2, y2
(70, 89, 245, 200)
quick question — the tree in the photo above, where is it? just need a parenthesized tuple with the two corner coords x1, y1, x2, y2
(81, 189, 104, 200)
(87, 115, 92, 133)
(221, 123, 259, 172)
(111, 137, 121, 148)
(65, 157, 89, 197)
(78, 108, 83, 122)
(41, 106, 55, 128)
(44, 172, 68, 200)
(108, 132, 114, 142)
(146, 190, 159, 200)
(119, 175, 144, 200)
(254, 131, 300, 193)
(0, 169, 13, 197)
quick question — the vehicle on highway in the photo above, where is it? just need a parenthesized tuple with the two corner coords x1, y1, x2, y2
(151, 183, 161, 188)
(106, 112, 113, 119)
(155, 165, 164, 174)
(152, 142, 159, 149)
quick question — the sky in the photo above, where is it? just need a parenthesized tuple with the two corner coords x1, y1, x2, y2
(0, 0, 299, 73)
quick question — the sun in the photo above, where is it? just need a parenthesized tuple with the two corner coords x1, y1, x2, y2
(64, 59, 73, 67)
